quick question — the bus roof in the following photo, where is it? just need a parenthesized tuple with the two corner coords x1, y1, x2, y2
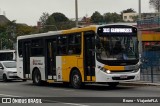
(17, 25, 97, 40)
(17, 31, 62, 40)
(17, 24, 137, 40)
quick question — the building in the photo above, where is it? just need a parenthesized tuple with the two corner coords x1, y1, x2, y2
(123, 13, 138, 22)
(123, 12, 160, 22)
(0, 15, 10, 25)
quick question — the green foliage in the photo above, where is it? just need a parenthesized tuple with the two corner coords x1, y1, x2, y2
(16, 24, 37, 36)
(0, 20, 38, 50)
(42, 12, 74, 32)
(49, 12, 69, 22)
(0, 20, 16, 49)
(91, 11, 104, 24)
(121, 8, 136, 13)
(104, 12, 122, 23)
(39, 12, 50, 27)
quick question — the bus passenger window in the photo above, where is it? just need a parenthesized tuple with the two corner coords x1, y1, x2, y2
(57, 36, 67, 55)
(68, 33, 81, 55)
(18, 41, 23, 57)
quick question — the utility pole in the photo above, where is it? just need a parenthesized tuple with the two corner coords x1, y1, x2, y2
(138, 0, 142, 57)
(138, 0, 141, 19)
(75, 0, 78, 27)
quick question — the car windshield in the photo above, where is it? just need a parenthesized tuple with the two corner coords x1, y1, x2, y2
(96, 35, 139, 60)
(3, 62, 16, 68)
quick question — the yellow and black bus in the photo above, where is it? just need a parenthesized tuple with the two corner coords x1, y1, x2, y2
(17, 24, 140, 88)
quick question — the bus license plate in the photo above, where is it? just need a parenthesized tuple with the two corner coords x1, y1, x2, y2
(120, 75, 128, 79)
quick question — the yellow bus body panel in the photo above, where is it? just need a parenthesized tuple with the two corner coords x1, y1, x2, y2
(104, 65, 125, 71)
(61, 26, 96, 82)
(61, 56, 84, 82)
(62, 26, 96, 34)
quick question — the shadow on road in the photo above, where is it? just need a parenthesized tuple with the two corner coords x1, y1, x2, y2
(17, 81, 136, 91)
(0, 80, 24, 83)
(0, 80, 137, 91)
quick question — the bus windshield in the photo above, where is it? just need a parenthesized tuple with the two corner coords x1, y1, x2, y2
(96, 35, 139, 60)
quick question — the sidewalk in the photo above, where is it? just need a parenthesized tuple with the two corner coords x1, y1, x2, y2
(120, 81, 160, 86)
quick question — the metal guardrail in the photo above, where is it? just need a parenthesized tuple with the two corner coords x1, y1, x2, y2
(141, 51, 160, 83)
(137, 17, 160, 83)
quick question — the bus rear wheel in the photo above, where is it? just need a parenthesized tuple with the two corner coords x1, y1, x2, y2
(33, 69, 42, 86)
(71, 70, 83, 89)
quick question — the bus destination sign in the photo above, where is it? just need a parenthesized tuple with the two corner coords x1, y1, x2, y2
(103, 28, 132, 33)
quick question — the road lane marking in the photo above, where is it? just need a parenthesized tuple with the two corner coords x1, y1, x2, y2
(0, 94, 21, 97)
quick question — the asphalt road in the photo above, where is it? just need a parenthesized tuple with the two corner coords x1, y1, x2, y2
(0, 80, 160, 106)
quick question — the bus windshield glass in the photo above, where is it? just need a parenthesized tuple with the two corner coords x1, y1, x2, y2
(96, 35, 139, 60)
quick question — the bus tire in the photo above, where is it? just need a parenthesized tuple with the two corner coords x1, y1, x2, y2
(70, 70, 83, 89)
(107, 82, 119, 88)
(33, 69, 42, 86)
(3, 74, 8, 82)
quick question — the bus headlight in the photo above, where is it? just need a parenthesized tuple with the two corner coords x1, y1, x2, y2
(106, 70, 111, 74)
(98, 66, 111, 74)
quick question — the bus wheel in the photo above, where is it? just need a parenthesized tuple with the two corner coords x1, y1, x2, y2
(3, 74, 8, 82)
(33, 69, 42, 86)
(107, 82, 119, 88)
(71, 70, 83, 89)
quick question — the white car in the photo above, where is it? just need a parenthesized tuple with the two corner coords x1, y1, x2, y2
(0, 61, 21, 82)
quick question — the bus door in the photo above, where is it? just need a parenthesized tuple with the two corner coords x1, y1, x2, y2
(23, 41, 31, 78)
(46, 39, 57, 79)
(84, 31, 95, 81)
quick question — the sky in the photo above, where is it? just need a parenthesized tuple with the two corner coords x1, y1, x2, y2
(0, 0, 155, 26)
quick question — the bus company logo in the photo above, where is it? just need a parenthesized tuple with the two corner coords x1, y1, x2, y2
(32, 59, 43, 65)
(2, 98, 11, 103)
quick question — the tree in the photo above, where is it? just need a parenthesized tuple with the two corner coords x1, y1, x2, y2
(104, 12, 122, 23)
(39, 12, 50, 27)
(149, 0, 160, 12)
(16, 24, 38, 37)
(45, 12, 70, 31)
(0, 20, 16, 49)
(121, 8, 136, 13)
(91, 11, 104, 24)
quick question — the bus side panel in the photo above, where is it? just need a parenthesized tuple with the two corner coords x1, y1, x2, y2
(56, 56, 62, 81)
(17, 57, 24, 79)
(30, 57, 45, 81)
(61, 56, 84, 82)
